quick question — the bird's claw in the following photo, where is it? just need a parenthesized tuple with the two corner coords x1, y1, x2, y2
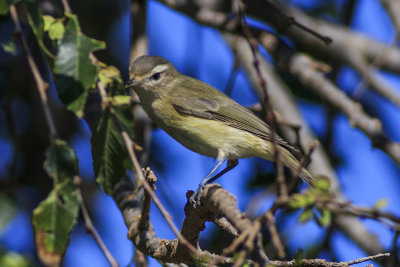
(189, 185, 204, 208)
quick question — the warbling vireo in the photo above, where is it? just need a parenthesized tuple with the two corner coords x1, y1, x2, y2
(126, 55, 313, 204)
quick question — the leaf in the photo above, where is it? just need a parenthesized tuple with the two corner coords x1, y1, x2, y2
(110, 95, 131, 106)
(91, 107, 133, 194)
(0, 193, 17, 235)
(43, 139, 79, 183)
(374, 198, 388, 210)
(318, 209, 331, 227)
(288, 193, 307, 209)
(298, 208, 313, 223)
(304, 191, 316, 206)
(99, 65, 122, 87)
(0, 251, 29, 267)
(0, 0, 8, 15)
(315, 176, 330, 193)
(0, 0, 22, 15)
(43, 15, 55, 31)
(48, 20, 65, 40)
(43, 15, 65, 40)
(54, 14, 105, 117)
(32, 139, 80, 267)
(24, 0, 54, 58)
(1, 39, 17, 55)
(294, 249, 303, 266)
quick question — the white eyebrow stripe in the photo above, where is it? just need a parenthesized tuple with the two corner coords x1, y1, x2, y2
(150, 64, 169, 76)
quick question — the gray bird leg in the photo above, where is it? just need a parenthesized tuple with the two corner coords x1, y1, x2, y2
(190, 159, 239, 206)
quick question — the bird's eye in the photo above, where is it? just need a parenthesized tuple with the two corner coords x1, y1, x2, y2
(151, 72, 161, 81)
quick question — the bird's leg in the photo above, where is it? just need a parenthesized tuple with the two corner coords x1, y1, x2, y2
(204, 159, 238, 185)
(190, 159, 239, 207)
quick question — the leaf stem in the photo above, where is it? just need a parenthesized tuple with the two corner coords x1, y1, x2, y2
(8, 2, 57, 137)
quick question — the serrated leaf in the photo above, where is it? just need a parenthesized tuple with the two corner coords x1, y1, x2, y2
(298, 208, 313, 223)
(91, 108, 133, 194)
(54, 14, 105, 117)
(32, 139, 80, 267)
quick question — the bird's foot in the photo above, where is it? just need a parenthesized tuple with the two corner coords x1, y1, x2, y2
(189, 185, 204, 208)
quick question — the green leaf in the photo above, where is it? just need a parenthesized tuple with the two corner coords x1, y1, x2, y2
(1, 39, 17, 55)
(48, 20, 65, 40)
(298, 208, 313, 223)
(318, 209, 331, 227)
(24, 0, 54, 58)
(374, 198, 388, 210)
(54, 14, 105, 117)
(0, 194, 17, 235)
(43, 15, 65, 40)
(0, 251, 29, 267)
(0, 0, 21, 15)
(288, 193, 307, 209)
(294, 249, 303, 266)
(304, 191, 316, 206)
(315, 176, 330, 193)
(91, 108, 133, 194)
(0, 0, 8, 15)
(32, 139, 80, 267)
(109, 95, 131, 106)
(99, 65, 122, 87)
(43, 15, 55, 31)
(43, 139, 79, 183)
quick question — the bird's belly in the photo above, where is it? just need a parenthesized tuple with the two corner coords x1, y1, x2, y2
(162, 116, 266, 160)
(145, 99, 270, 160)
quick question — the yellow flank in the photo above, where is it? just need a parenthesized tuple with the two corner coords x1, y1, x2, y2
(149, 98, 273, 160)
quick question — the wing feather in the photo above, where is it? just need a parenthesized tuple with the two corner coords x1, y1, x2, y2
(168, 77, 295, 151)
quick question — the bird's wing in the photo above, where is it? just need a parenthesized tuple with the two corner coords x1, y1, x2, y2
(169, 78, 295, 151)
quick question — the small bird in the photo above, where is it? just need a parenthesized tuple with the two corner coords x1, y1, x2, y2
(126, 55, 313, 205)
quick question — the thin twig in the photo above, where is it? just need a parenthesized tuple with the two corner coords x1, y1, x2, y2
(61, 0, 72, 14)
(9, 2, 57, 137)
(380, 0, 400, 39)
(345, 252, 390, 265)
(287, 17, 332, 45)
(224, 54, 240, 96)
(265, 211, 286, 259)
(77, 180, 118, 267)
(236, 0, 288, 199)
(267, 252, 390, 266)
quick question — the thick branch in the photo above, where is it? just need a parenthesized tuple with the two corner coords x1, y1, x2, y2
(380, 0, 400, 39)
(245, 0, 400, 76)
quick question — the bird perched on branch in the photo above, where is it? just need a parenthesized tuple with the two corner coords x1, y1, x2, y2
(126, 55, 313, 205)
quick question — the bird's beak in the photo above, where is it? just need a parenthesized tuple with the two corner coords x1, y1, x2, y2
(125, 78, 136, 88)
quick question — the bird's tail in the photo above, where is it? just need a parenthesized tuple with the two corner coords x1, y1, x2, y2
(278, 147, 314, 187)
